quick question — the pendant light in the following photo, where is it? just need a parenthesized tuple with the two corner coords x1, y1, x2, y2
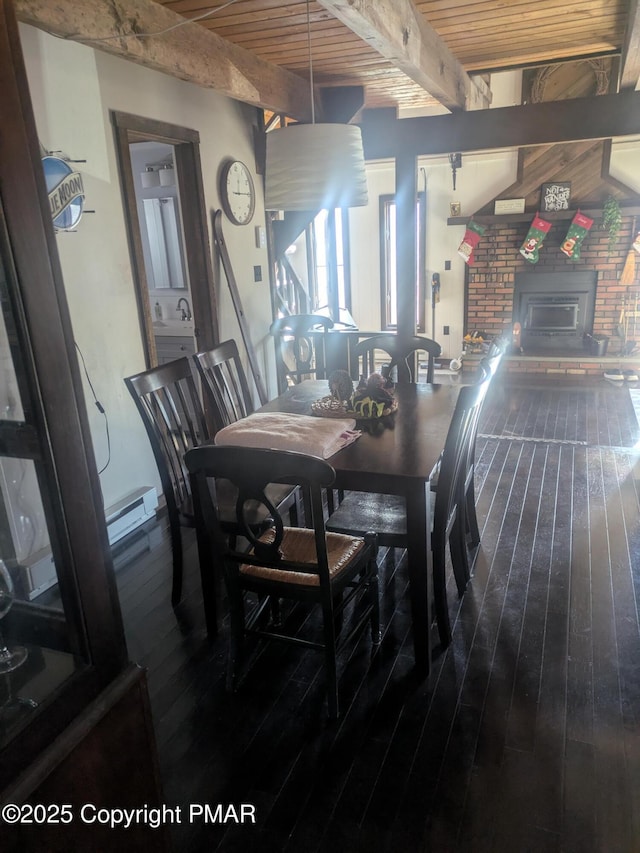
(264, 1, 368, 212)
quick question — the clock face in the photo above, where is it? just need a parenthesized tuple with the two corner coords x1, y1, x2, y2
(222, 160, 255, 225)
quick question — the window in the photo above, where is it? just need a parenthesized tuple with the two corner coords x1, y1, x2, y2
(312, 208, 351, 317)
(379, 192, 426, 331)
(273, 208, 351, 320)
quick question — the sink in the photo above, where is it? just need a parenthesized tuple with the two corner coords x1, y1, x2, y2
(153, 320, 194, 337)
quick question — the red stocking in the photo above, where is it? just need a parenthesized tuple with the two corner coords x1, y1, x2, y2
(457, 220, 486, 265)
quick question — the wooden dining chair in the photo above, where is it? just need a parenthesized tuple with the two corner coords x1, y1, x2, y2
(326, 381, 485, 648)
(192, 338, 254, 432)
(353, 333, 442, 383)
(463, 348, 504, 550)
(124, 357, 210, 605)
(185, 445, 380, 718)
(270, 313, 334, 392)
(193, 335, 300, 533)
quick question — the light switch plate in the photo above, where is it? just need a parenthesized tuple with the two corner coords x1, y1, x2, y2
(255, 225, 266, 248)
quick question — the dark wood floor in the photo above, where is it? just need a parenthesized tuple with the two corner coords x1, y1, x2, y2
(114, 374, 640, 853)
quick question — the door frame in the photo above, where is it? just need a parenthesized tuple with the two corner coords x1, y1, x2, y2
(111, 111, 219, 365)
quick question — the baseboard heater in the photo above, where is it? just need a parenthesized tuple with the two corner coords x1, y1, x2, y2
(105, 486, 158, 546)
(20, 487, 159, 600)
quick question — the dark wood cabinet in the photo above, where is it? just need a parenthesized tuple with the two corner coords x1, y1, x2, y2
(0, 2, 167, 848)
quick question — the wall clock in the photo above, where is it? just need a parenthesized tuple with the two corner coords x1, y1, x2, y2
(220, 159, 255, 225)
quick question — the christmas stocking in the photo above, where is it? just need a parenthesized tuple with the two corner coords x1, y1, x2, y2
(457, 220, 486, 265)
(519, 213, 552, 263)
(560, 211, 593, 260)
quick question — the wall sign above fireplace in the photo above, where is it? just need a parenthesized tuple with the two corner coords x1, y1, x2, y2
(494, 198, 525, 215)
(541, 182, 571, 212)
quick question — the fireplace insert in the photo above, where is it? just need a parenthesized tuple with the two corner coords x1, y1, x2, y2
(525, 298, 580, 332)
(513, 272, 597, 352)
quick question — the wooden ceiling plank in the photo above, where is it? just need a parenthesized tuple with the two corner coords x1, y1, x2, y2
(14, 0, 314, 120)
(315, 0, 491, 111)
(448, 30, 620, 57)
(431, 4, 620, 37)
(463, 46, 619, 73)
(620, 0, 640, 90)
(417, 0, 618, 27)
(160, 0, 309, 21)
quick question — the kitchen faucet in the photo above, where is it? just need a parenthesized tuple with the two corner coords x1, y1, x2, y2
(176, 297, 192, 321)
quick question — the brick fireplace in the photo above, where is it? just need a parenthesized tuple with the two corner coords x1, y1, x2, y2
(464, 213, 639, 376)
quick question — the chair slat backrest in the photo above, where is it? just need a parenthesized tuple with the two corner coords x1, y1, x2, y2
(432, 382, 485, 545)
(125, 357, 209, 514)
(193, 340, 254, 433)
(354, 334, 441, 383)
(463, 349, 503, 490)
(270, 313, 334, 391)
(186, 446, 335, 583)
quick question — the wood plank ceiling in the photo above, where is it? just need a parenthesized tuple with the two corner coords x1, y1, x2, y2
(154, 0, 633, 113)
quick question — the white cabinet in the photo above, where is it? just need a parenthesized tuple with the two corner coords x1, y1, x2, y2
(154, 335, 195, 364)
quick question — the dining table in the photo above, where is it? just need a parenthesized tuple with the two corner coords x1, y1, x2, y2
(257, 378, 461, 673)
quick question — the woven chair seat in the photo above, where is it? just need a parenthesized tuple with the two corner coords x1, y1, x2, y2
(241, 528, 365, 586)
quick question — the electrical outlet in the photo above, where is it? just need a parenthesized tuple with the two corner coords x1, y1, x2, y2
(443, 325, 450, 335)
(444, 260, 451, 270)
(253, 265, 262, 282)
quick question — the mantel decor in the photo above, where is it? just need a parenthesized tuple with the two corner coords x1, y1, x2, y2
(602, 195, 622, 255)
(494, 198, 525, 215)
(541, 182, 571, 212)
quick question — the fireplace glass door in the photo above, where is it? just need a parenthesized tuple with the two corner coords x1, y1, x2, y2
(526, 300, 580, 332)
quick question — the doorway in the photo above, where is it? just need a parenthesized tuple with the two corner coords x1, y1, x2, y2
(112, 112, 219, 366)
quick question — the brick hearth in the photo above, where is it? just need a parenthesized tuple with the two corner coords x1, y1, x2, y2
(464, 212, 639, 375)
(461, 352, 640, 378)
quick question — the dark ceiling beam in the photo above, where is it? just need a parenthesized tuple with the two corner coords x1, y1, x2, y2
(320, 86, 365, 124)
(360, 92, 640, 159)
(620, 0, 640, 91)
(316, 0, 491, 111)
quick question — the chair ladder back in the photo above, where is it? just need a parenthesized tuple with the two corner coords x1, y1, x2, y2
(194, 340, 254, 432)
(270, 313, 334, 391)
(125, 357, 209, 508)
(432, 384, 482, 545)
(353, 334, 441, 383)
(187, 445, 334, 581)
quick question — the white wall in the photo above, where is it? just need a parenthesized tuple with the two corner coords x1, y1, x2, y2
(349, 151, 518, 358)
(609, 137, 640, 192)
(19, 24, 274, 510)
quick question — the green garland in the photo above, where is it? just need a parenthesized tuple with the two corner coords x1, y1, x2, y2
(602, 195, 622, 256)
